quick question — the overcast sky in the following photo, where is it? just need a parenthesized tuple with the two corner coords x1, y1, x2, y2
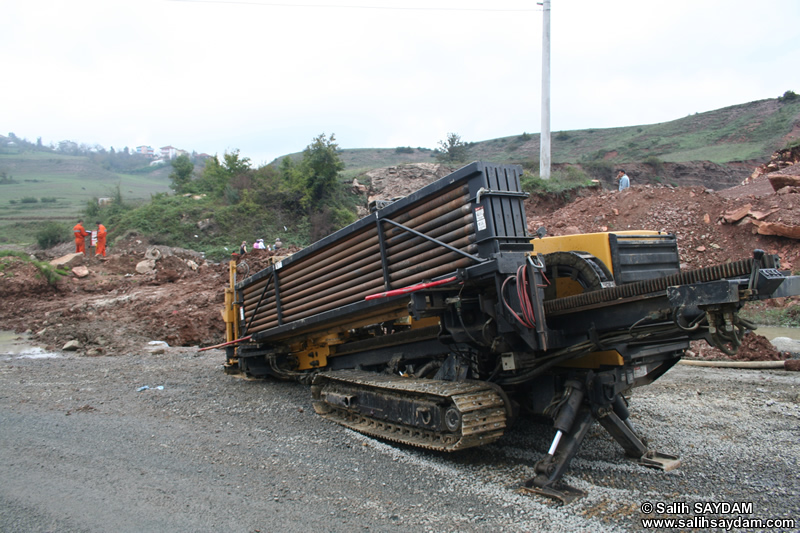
(3, 0, 799, 166)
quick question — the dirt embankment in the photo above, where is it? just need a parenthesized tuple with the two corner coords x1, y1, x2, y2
(1, 157, 798, 361)
(0, 239, 299, 356)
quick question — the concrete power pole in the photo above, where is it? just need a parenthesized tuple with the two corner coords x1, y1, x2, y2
(540, 0, 551, 179)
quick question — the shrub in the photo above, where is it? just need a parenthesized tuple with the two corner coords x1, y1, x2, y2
(395, 146, 414, 154)
(643, 155, 664, 173)
(20, 196, 38, 204)
(778, 90, 798, 103)
(85, 198, 101, 218)
(36, 222, 70, 248)
(40, 197, 57, 203)
(35, 261, 68, 286)
(581, 159, 614, 179)
(520, 165, 592, 196)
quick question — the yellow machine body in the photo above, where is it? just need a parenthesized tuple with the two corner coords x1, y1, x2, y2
(529, 232, 667, 369)
(531, 230, 663, 277)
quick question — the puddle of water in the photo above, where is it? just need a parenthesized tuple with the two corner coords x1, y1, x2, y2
(755, 326, 800, 341)
(0, 330, 61, 359)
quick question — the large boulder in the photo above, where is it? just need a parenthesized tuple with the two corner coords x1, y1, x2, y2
(136, 259, 156, 274)
(71, 265, 90, 278)
(50, 253, 84, 269)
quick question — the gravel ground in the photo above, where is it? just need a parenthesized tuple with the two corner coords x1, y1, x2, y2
(1, 343, 799, 532)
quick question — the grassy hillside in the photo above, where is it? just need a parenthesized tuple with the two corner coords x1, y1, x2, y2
(0, 151, 171, 244)
(334, 97, 800, 171)
(459, 98, 800, 166)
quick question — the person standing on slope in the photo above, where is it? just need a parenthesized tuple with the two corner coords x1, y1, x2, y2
(95, 221, 108, 257)
(616, 169, 630, 191)
(73, 219, 90, 254)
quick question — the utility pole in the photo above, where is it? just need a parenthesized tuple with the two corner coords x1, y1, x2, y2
(539, 0, 551, 179)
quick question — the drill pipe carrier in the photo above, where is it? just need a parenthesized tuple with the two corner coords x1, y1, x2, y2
(220, 161, 800, 502)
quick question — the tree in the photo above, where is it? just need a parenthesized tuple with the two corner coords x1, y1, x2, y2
(778, 90, 798, 102)
(195, 149, 251, 199)
(169, 154, 194, 193)
(299, 133, 344, 207)
(436, 132, 468, 163)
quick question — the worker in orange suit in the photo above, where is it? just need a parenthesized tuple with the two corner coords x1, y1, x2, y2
(95, 221, 108, 257)
(73, 219, 89, 254)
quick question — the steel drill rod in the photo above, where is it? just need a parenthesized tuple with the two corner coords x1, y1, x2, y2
(387, 235, 475, 274)
(381, 195, 471, 246)
(280, 263, 385, 312)
(278, 231, 379, 283)
(384, 210, 473, 255)
(242, 238, 379, 297)
(278, 245, 381, 295)
(282, 275, 386, 319)
(243, 250, 382, 308)
(390, 248, 477, 284)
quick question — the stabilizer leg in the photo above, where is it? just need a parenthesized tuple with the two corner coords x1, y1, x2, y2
(521, 405, 593, 504)
(596, 396, 680, 471)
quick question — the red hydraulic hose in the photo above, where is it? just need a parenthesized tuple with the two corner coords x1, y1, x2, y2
(365, 276, 459, 301)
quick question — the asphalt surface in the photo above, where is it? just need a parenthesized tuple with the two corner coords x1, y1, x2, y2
(1, 345, 798, 532)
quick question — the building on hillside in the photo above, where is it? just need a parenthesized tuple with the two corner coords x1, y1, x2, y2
(160, 145, 181, 160)
(135, 145, 155, 157)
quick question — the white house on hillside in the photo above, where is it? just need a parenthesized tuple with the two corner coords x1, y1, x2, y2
(160, 146, 178, 159)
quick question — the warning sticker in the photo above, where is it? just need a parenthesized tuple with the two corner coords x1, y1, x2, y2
(475, 206, 487, 231)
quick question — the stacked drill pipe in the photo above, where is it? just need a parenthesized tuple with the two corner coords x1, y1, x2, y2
(242, 183, 478, 334)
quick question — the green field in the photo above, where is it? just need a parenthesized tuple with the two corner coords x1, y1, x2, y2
(0, 152, 171, 244)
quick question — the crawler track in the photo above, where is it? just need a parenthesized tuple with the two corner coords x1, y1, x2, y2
(311, 370, 507, 451)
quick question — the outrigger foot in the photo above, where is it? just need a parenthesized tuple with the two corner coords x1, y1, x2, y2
(519, 481, 586, 505)
(521, 390, 680, 503)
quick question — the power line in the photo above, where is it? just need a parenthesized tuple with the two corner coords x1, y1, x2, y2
(168, 0, 542, 12)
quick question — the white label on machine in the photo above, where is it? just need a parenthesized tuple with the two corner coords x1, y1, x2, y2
(501, 353, 516, 371)
(633, 365, 647, 379)
(275, 261, 283, 270)
(475, 206, 487, 231)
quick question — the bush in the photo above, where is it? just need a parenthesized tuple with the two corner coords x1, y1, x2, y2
(520, 165, 592, 196)
(85, 198, 101, 218)
(643, 155, 664, 173)
(35, 222, 70, 249)
(40, 197, 57, 203)
(395, 146, 414, 154)
(778, 90, 798, 103)
(581, 159, 614, 180)
(20, 197, 38, 204)
(35, 261, 68, 285)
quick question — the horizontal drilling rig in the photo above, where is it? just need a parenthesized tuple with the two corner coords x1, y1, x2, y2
(219, 161, 800, 502)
